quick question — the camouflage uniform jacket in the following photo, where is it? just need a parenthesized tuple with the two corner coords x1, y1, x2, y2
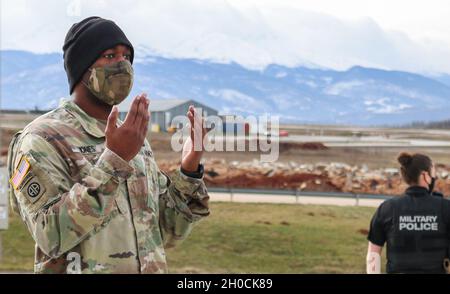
(7, 100, 210, 274)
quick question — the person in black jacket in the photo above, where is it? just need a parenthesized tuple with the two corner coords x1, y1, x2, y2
(366, 152, 450, 274)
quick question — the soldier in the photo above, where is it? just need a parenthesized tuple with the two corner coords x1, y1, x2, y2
(7, 16, 210, 274)
(366, 152, 450, 274)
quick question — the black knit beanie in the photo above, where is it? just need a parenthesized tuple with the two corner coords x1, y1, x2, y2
(63, 16, 134, 94)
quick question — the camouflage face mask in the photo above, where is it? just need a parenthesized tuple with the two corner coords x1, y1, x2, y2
(84, 60, 134, 105)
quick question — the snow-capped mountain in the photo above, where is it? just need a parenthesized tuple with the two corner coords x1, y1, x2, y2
(1, 50, 450, 125)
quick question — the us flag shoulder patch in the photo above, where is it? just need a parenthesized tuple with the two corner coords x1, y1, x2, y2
(9, 156, 31, 190)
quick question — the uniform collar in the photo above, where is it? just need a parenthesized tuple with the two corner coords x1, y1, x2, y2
(61, 99, 108, 138)
(405, 186, 430, 197)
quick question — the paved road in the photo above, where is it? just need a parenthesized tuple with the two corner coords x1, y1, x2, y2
(204, 131, 450, 147)
(210, 192, 384, 207)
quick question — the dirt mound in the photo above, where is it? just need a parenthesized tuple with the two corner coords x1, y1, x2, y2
(205, 169, 340, 191)
(280, 142, 328, 152)
(158, 158, 450, 196)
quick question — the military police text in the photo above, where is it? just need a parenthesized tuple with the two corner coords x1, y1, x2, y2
(399, 215, 439, 231)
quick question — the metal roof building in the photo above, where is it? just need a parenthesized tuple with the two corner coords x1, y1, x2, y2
(118, 98, 218, 131)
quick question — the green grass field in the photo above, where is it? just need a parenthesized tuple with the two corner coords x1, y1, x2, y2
(0, 202, 385, 273)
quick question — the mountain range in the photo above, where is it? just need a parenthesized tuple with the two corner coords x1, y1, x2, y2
(2, 49, 450, 125)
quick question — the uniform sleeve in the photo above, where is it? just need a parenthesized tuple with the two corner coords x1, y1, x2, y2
(8, 133, 134, 258)
(367, 201, 390, 246)
(157, 167, 210, 248)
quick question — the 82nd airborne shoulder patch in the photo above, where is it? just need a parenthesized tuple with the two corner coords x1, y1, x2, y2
(23, 180, 45, 203)
(9, 155, 46, 203)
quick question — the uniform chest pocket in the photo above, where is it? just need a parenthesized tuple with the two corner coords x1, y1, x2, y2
(114, 194, 129, 215)
(147, 172, 161, 212)
(142, 153, 160, 212)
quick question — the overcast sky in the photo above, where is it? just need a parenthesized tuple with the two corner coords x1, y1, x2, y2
(2, 0, 450, 74)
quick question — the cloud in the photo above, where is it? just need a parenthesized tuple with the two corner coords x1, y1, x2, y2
(364, 97, 412, 114)
(2, 0, 450, 74)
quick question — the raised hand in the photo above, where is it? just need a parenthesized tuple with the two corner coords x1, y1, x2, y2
(105, 94, 150, 161)
(181, 105, 208, 172)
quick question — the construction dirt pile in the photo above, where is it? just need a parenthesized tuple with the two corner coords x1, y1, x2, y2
(158, 158, 450, 196)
